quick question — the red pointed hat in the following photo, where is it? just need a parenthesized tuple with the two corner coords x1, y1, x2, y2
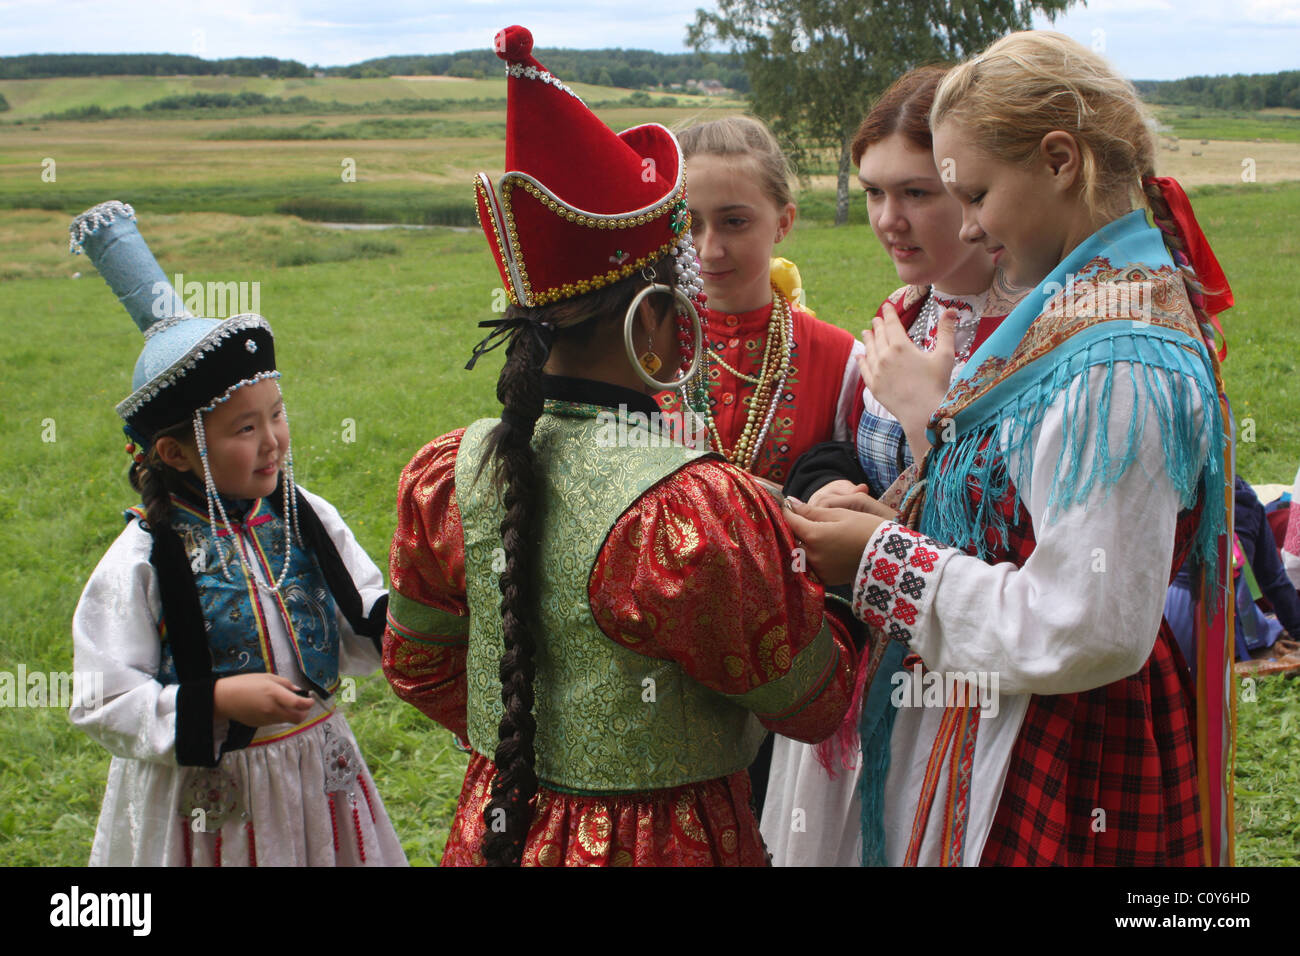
(474, 25, 692, 307)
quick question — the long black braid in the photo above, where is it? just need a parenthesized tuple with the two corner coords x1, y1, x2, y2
(475, 255, 683, 866)
(478, 324, 548, 867)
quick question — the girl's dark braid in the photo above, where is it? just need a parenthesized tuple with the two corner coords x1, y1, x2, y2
(479, 322, 549, 866)
(132, 457, 173, 533)
(127, 420, 194, 536)
(473, 255, 679, 865)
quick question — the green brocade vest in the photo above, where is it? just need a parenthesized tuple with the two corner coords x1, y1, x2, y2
(455, 405, 768, 794)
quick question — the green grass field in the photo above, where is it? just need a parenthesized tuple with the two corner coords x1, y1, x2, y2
(1, 81, 1298, 866)
(0, 74, 679, 120)
(0, 103, 742, 229)
(1151, 104, 1300, 145)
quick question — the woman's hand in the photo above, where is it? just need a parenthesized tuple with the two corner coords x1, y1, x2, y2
(808, 479, 869, 508)
(858, 302, 956, 461)
(783, 496, 895, 587)
(813, 488, 893, 517)
(213, 673, 313, 727)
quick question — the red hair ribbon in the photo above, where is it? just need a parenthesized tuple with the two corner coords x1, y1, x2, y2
(1143, 176, 1235, 318)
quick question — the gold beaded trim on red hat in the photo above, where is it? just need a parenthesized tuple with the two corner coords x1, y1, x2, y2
(474, 175, 521, 306)
(495, 176, 688, 307)
(510, 177, 685, 231)
(531, 234, 682, 305)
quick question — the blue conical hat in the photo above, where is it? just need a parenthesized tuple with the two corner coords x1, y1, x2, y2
(70, 201, 277, 440)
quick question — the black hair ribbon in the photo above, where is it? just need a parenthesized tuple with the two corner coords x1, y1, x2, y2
(464, 317, 556, 371)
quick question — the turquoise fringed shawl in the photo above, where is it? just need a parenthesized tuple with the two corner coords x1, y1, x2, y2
(920, 210, 1225, 591)
(858, 640, 905, 866)
(857, 210, 1228, 867)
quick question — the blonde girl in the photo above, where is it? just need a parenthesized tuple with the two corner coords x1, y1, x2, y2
(784, 31, 1234, 866)
(672, 115, 872, 816)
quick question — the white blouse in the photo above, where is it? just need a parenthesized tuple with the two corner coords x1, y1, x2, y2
(763, 363, 1201, 866)
(70, 487, 406, 866)
(761, 285, 991, 867)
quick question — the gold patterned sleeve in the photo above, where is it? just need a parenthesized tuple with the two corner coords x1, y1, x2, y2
(382, 429, 470, 737)
(589, 459, 856, 743)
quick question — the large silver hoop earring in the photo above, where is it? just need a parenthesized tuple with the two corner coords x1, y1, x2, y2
(623, 284, 702, 391)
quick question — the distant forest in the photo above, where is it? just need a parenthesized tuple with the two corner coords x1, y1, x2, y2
(0, 53, 312, 79)
(0, 50, 750, 92)
(332, 49, 751, 92)
(4, 52, 1300, 110)
(1135, 71, 1300, 110)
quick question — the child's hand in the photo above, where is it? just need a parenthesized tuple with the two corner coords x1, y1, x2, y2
(213, 673, 313, 727)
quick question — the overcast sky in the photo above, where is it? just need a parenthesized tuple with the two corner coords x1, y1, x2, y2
(2, 0, 1297, 81)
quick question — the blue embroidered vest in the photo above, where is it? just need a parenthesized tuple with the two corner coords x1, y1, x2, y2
(127, 495, 342, 692)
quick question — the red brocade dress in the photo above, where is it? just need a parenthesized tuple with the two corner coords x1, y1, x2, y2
(383, 383, 856, 866)
(658, 296, 865, 485)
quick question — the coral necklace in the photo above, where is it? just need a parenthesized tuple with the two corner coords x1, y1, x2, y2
(701, 284, 793, 471)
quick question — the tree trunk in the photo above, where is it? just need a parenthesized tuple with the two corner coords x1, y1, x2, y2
(834, 135, 852, 226)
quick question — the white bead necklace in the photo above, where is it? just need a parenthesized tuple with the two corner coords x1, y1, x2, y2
(909, 289, 983, 365)
(192, 400, 301, 594)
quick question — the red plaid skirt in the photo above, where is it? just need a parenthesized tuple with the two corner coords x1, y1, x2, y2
(975, 484, 1205, 866)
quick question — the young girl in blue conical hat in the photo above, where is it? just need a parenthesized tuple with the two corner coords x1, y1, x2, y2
(69, 201, 406, 866)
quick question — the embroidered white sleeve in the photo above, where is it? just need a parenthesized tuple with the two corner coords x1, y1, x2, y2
(851, 521, 956, 644)
(903, 363, 1199, 696)
(297, 486, 387, 676)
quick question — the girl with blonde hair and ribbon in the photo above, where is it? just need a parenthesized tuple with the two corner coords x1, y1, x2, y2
(784, 30, 1236, 866)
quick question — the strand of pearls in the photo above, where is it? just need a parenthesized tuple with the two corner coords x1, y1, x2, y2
(192, 397, 297, 593)
(746, 297, 794, 468)
(707, 342, 766, 385)
(701, 284, 793, 471)
(909, 290, 981, 364)
(279, 402, 302, 552)
(672, 232, 705, 303)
